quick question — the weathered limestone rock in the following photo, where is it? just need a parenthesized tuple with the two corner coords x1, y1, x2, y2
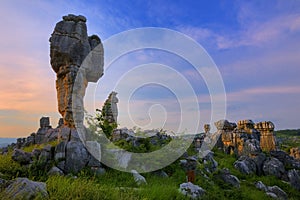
(204, 124, 210, 135)
(48, 166, 64, 176)
(50, 14, 104, 128)
(57, 118, 64, 128)
(287, 169, 300, 191)
(36, 117, 52, 144)
(4, 178, 48, 199)
(39, 145, 53, 163)
(270, 150, 300, 169)
(237, 119, 255, 133)
(255, 181, 288, 200)
(290, 147, 300, 160)
(179, 182, 206, 199)
(64, 141, 89, 173)
(102, 91, 119, 124)
(214, 120, 237, 153)
(217, 168, 240, 188)
(267, 186, 288, 200)
(255, 121, 276, 152)
(201, 151, 218, 173)
(234, 156, 257, 175)
(263, 157, 285, 178)
(215, 120, 236, 131)
(131, 170, 147, 185)
(214, 119, 264, 156)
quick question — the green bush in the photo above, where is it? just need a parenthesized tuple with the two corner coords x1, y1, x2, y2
(0, 152, 27, 179)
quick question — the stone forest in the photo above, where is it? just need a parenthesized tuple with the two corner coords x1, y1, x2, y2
(0, 15, 300, 200)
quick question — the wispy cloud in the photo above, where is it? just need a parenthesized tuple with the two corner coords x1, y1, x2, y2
(178, 2, 300, 50)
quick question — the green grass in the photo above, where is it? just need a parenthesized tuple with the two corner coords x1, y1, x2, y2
(22, 140, 59, 152)
(0, 151, 27, 179)
(44, 170, 187, 200)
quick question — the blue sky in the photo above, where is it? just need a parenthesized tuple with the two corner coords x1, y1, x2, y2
(0, 0, 300, 137)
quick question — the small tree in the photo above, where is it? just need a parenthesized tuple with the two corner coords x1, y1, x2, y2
(95, 106, 117, 139)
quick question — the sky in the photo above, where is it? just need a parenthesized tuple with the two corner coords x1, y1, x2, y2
(0, 0, 300, 138)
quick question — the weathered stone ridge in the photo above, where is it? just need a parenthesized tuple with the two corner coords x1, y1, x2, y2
(49, 14, 104, 128)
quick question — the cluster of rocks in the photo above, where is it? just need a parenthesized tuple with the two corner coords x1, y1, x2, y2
(0, 117, 105, 176)
(191, 121, 300, 194)
(229, 140, 300, 191)
(112, 128, 171, 146)
(214, 119, 277, 156)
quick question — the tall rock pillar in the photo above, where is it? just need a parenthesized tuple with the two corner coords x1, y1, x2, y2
(49, 14, 104, 128)
(255, 121, 276, 152)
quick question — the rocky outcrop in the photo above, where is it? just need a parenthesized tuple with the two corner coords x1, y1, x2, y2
(2, 178, 48, 200)
(214, 119, 262, 156)
(49, 14, 104, 128)
(214, 119, 279, 156)
(255, 121, 277, 151)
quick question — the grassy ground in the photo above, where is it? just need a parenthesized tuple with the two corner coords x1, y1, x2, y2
(275, 129, 300, 152)
(0, 139, 300, 199)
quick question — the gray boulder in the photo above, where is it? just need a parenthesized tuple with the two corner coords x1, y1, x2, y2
(4, 178, 48, 199)
(39, 144, 53, 162)
(234, 156, 257, 175)
(270, 150, 300, 169)
(242, 139, 261, 156)
(65, 141, 89, 173)
(263, 158, 285, 178)
(180, 156, 198, 171)
(131, 170, 147, 185)
(31, 148, 41, 160)
(152, 170, 169, 178)
(255, 181, 268, 192)
(179, 182, 206, 199)
(267, 186, 288, 200)
(218, 168, 240, 188)
(54, 141, 67, 162)
(252, 153, 267, 176)
(48, 166, 64, 176)
(11, 149, 32, 165)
